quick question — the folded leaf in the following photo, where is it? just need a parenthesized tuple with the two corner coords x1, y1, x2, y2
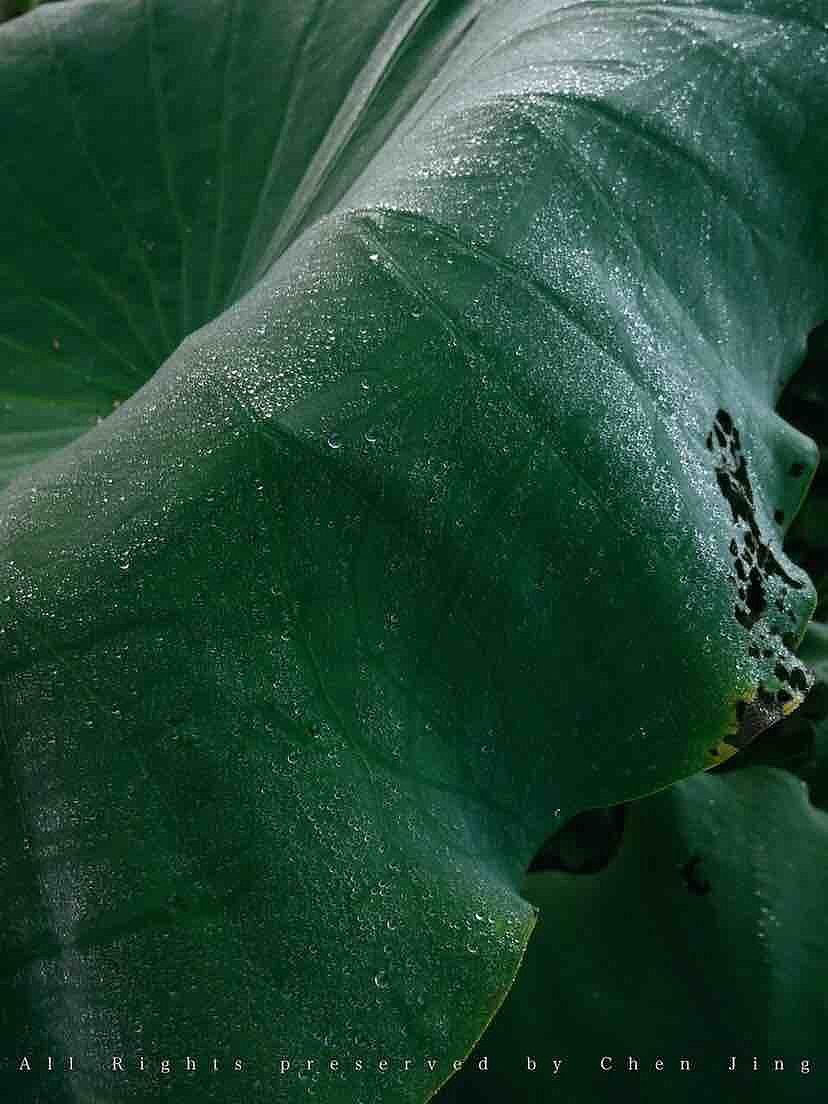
(0, 1, 826, 1101)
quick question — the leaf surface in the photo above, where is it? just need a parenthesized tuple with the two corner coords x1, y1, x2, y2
(0, 1, 826, 1101)
(438, 763, 828, 1103)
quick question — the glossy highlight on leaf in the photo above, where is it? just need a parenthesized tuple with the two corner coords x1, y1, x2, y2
(0, 1, 826, 1101)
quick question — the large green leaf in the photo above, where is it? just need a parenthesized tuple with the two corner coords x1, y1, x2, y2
(438, 763, 828, 1103)
(0, 0, 482, 481)
(1, 1, 826, 1101)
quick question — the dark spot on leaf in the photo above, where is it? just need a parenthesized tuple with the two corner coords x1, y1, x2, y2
(774, 508, 785, 524)
(745, 568, 766, 622)
(716, 409, 733, 434)
(789, 461, 806, 477)
(679, 854, 711, 896)
(708, 411, 804, 651)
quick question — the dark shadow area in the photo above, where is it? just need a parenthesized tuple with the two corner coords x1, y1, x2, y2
(777, 320, 828, 618)
(528, 805, 625, 875)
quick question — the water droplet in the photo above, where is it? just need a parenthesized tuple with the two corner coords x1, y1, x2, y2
(364, 431, 378, 444)
(360, 378, 371, 391)
(373, 971, 388, 989)
(554, 808, 561, 817)
(119, 561, 130, 571)
(327, 434, 342, 450)
(368, 253, 380, 263)
(466, 944, 479, 955)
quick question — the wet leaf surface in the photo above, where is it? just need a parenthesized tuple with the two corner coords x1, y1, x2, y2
(0, 1, 826, 1101)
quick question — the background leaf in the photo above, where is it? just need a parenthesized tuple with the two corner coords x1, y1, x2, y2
(0, 0, 481, 485)
(437, 762, 828, 1102)
(0, 1, 826, 1101)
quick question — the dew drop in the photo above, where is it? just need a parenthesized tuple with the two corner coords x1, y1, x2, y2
(327, 434, 342, 450)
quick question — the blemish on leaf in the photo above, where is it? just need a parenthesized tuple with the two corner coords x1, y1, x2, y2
(679, 854, 711, 896)
(707, 410, 812, 743)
